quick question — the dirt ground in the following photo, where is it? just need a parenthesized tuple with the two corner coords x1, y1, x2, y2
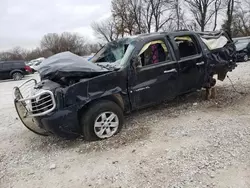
(1, 62, 250, 188)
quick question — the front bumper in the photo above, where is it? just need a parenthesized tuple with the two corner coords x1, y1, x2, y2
(34, 105, 81, 138)
(13, 79, 81, 139)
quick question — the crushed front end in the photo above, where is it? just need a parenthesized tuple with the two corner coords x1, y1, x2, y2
(13, 79, 81, 138)
(13, 52, 112, 139)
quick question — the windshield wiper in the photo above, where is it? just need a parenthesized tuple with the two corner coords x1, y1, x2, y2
(96, 63, 119, 71)
(96, 63, 112, 70)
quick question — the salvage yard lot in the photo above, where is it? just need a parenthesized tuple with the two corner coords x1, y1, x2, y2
(1, 62, 250, 188)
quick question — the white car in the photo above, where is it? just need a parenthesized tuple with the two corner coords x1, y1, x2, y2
(30, 60, 43, 72)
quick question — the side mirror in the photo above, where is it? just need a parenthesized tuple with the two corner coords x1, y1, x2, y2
(132, 56, 142, 70)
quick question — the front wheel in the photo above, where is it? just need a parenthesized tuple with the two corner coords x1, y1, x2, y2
(243, 54, 249, 62)
(12, 72, 23, 81)
(81, 100, 124, 141)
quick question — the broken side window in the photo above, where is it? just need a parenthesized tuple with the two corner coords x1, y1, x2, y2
(138, 40, 171, 67)
(174, 36, 200, 59)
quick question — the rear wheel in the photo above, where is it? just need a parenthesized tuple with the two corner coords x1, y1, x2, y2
(81, 100, 124, 141)
(12, 72, 23, 81)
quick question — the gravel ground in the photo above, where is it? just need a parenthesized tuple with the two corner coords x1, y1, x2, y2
(1, 63, 250, 188)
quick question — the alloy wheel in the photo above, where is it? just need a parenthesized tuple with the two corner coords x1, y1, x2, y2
(94, 112, 119, 138)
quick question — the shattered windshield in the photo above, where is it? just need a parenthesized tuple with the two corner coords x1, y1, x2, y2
(91, 38, 136, 67)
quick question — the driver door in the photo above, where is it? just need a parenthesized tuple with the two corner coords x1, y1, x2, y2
(129, 39, 179, 109)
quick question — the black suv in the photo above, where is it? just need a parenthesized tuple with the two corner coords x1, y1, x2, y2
(0, 60, 32, 80)
(14, 31, 236, 140)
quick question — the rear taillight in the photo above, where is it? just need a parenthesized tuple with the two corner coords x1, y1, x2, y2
(25, 66, 32, 72)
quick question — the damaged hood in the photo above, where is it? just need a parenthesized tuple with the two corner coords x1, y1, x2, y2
(38, 51, 110, 80)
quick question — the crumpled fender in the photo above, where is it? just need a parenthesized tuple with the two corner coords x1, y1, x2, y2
(63, 71, 129, 112)
(199, 31, 237, 81)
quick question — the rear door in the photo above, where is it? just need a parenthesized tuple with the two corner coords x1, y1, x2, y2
(13, 61, 25, 72)
(169, 34, 206, 94)
(129, 38, 179, 109)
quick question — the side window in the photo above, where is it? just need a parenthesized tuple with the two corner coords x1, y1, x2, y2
(174, 36, 200, 59)
(35, 61, 42, 66)
(13, 62, 23, 67)
(2, 63, 12, 69)
(138, 40, 171, 67)
(13, 63, 19, 67)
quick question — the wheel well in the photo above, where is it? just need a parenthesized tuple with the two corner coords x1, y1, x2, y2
(10, 70, 23, 77)
(77, 94, 125, 126)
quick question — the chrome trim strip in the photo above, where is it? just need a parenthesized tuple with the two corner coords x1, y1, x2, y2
(164, 68, 177, 74)
(196, 62, 205, 66)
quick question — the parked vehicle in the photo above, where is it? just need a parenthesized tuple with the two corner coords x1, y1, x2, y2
(0, 60, 32, 80)
(235, 40, 250, 62)
(28, 57, 45, 73)
(13, 31, 236, 140)
(30, 60, 43, 73)
(233, 36, 250, 43)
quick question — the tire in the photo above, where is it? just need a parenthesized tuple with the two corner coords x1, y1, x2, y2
(12, 72, 23, 81)
(243, 54, 249, 62)
(81, 100, 124, 141)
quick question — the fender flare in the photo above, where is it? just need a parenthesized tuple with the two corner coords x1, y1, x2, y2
(77, 92, 126, 121)
(10, 69, 23, 77)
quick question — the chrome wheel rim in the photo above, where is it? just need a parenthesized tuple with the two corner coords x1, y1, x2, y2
(94, 112, 119, 138)
(14, 73, 22, 80)
(244, 55, 248, 61)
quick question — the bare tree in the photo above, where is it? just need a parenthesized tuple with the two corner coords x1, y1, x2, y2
(91, 18, 120, 42)
(185, 0, 219, 31)
(232, 1, 250, 36)
(175, 0, 181, 30)
(112, 0, 145, 35)
(24, 48, 53, 61)
(127, 0, 147, 34)
(84, 43, 102, 55)
(40, 33, 61, 54)
(213, 0, 223, 31)
(0, 47, 26, 61)
(222, 0, 235, 36)
(111, 0, 175, 34)
(0, 52, 13, 61)
(143, 0, 154, 32)
(146, 0, 174, 32)
(40, 32, 87, 55)
(169, 0, 191, 30)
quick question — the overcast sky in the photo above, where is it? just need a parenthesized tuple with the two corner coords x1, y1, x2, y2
(0, 0, 111, 51)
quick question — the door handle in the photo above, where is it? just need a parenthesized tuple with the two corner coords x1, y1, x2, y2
(196, 62, 205, 66)
(164, 68, 177, 74)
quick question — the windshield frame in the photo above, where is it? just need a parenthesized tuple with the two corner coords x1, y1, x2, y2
(91, 38, 137, 68)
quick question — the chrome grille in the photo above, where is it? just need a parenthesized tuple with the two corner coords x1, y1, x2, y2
(13, 79, 56, 117)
